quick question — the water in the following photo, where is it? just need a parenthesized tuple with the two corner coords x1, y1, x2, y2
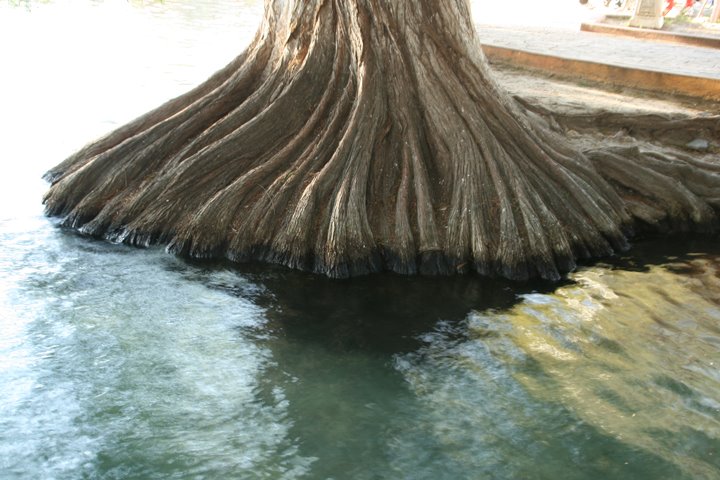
(1, 1, 719, 479)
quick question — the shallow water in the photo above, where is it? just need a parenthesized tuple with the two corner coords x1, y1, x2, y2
(1, 1, 719, 479)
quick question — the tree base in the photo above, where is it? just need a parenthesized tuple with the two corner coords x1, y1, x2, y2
(42, 0, 720, 281)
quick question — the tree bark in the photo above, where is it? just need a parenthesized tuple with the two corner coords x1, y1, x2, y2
(43, 0, 720, 280)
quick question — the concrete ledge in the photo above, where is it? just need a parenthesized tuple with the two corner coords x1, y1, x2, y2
(581, 22, 720, 49)
(482, 45, 720, 101)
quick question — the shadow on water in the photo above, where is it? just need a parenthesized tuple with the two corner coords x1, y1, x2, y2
(179, 257, 568, 354)
(170, 260, 564, 478)
(6, 220, 718, 479)
(167, 234, 720, 356)
(243, 269, 564, 354)
(174, 235, 719, 479)
(585, 234, 720, 274)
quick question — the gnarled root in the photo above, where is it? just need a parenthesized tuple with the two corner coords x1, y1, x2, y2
(587, 146, 720, 233)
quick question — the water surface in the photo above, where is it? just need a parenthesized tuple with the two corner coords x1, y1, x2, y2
(1, 1, 719, 479)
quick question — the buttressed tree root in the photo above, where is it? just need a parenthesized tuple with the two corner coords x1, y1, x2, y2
(43, 0, 720, 281)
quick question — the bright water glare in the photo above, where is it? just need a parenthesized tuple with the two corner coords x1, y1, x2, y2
(0, 1, 719, 479)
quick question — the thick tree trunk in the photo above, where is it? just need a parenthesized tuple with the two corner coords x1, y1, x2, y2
(43, 0, 720, 280)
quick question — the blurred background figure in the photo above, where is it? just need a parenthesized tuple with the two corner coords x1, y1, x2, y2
(664, 0, 696, 16)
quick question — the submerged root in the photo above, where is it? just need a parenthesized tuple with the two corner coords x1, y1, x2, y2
(43, 0, 720, 281)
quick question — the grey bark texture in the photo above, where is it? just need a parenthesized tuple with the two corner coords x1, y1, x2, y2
(43, 0, 720, 280)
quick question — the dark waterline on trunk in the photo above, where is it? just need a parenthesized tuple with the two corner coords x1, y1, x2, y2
(1, 1, 719, 479)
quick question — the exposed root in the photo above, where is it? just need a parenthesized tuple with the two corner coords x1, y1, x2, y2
(43, 0, 720, 281)
(516, 97, 720, 151)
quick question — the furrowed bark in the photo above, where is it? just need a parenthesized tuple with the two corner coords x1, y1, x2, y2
(43, 0, 720, 280)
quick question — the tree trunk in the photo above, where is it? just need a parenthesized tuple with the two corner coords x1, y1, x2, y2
(43, 0, 720, 280)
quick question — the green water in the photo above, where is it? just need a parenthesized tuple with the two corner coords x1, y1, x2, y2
(1, 1, 719, 479)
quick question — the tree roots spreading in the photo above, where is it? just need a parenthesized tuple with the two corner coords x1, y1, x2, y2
(43, 0, 720, 280)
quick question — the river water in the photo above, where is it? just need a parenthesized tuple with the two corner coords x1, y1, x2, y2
(1, 1, 719, 479)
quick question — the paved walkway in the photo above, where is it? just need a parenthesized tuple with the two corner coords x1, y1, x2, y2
(473, 22, 720, 101)
(475, 24, 720, 80)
